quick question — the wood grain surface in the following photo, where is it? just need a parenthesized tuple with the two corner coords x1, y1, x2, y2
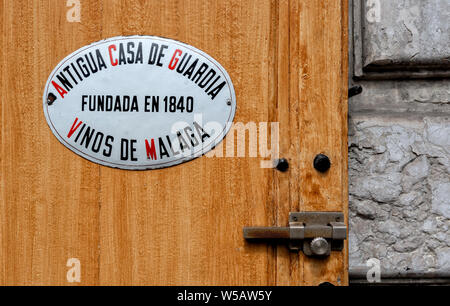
(0, 0, 348, 285)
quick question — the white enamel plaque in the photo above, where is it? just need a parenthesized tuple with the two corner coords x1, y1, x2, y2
(43, 36, 236, 170)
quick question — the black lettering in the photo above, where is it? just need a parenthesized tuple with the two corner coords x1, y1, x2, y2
(191, 63, 208, 84)
(157, 44, 168, 67)
(177, 131, 190, 152)
(176, 54, 191, 74)
(193, 121, 210, 142)
(106, 96, 113, 111)
(135, 42, 143, 64)
(103, 136, 114, 157)
(127, 42, 135, 64)
(80, 126, 95, 148)
(199, 69, 216, 88)
(91, 132, 104, 153)
(71, 63, 83, 82)
(123, 96, 130, 112)
(158, 138, 170, 159)
(114, 96, 122, 111)
(85, 52, 98, 73)
(152, 96, 159, 112)
(81, 95, 87, 111)
(148, 43, 159, 65)
(183, 59, 198, 79)
(208, 81, 226, 100)
(89, 96, 95, 111)
(131, 96, 139, 112)
(130, 139, 137, 161)
(74, 124, 86, 143)
(184, 126, 199, 147)
(119, 43, 127, 65)
(96, 49, 107, 70)
(120, 138, 129, 160)
(166, 136, 180, 156)
(76, 57, 90, 78)
(63, 66, 78, 85)
(97, 95, 104, 111)
(56, 72, 73, 91)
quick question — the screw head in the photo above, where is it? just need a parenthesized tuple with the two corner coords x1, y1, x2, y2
(275, 158, 289, 172)
(310, 237, 329, 256)
(47, 93, 57, 105)
(313, 154, 331, 173)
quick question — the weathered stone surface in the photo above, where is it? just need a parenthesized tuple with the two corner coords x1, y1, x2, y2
(353, 200, 377, 220)
(349, 116, 450, 275)
(402, 156, 430, 191)
(348, 1, 450, 280)
(361, 0, 450, 69)
(437, 247, 450, 270)
(431, 182, 450, 218)
(349, 80, 450, 114)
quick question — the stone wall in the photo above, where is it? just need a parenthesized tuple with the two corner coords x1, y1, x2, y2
(348, 0, 450, 281)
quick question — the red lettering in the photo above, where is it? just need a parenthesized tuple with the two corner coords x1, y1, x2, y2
(109, 44, 118, 66)
(52, 81, 68, 99)
(145, 139, 157, 160)
(168, 49, 182, 70)
(67, 117, 83, 138)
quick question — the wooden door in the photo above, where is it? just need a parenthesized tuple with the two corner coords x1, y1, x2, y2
(0, 0, 348, 285)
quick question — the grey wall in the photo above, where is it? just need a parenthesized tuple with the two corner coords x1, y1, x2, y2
(348, 0, 450, 283)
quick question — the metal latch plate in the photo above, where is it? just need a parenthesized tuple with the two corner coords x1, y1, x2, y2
(290, 212, 345, 256)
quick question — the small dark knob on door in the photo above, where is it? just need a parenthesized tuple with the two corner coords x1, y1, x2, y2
(313, 154, 331, 173)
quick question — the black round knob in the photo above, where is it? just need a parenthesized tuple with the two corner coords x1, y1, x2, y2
(313, 154, 331, 173)
(275, 158, 289, 172)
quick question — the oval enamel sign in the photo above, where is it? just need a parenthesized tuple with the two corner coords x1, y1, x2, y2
(43, 36, 236, 170)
